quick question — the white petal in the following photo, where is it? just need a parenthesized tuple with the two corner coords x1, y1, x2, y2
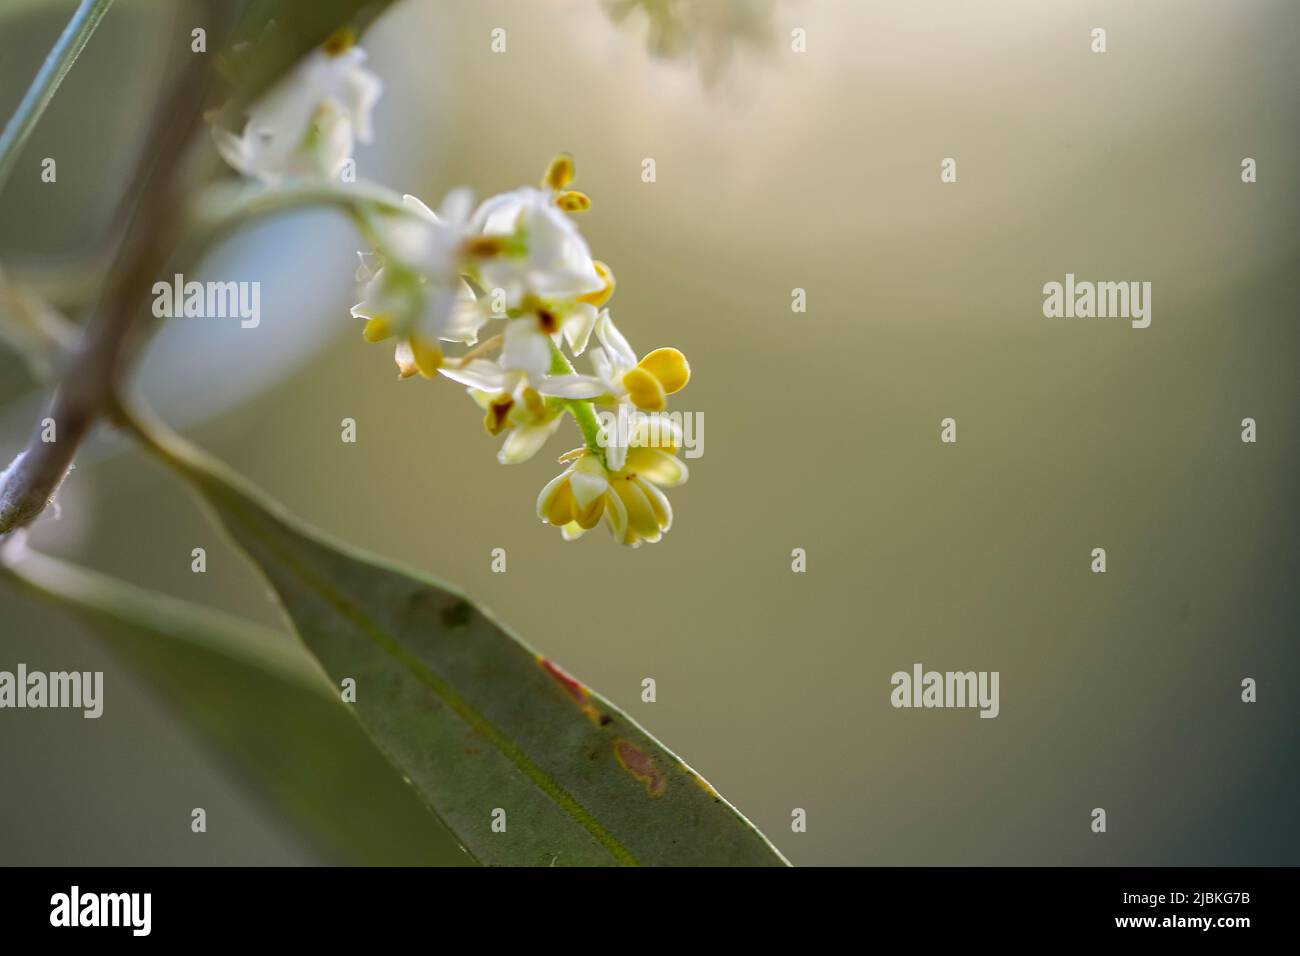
(536, 374, 604, 399)
(437, 288, 487, 345)
(500, 320, 553, 380)
(588, 344, 615, 384)
(569, 458, 610, 508)
(401, 194, 438, 221)
(393, 338, 415, 374)
(438, 359, 509, 391)
(536, 469, 573, 521)
(498, 417, 562, 465)
(602, 485, 628, 539)
(562, 302, 598, 356)
(470, 187, 533, 235)
(560, 521, 588, 542)
(639, 478, 673, 532)
(595, 311, 636, 369)
(339, 60, 382, 143)
(354, 250, 382, 282)
(603, 432, 628, 472)
(439, 187, 475, 228)
(628, 448, 688, 487)
(212, 127, 253, 178)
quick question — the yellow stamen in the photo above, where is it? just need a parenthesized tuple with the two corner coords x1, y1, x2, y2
(543, 153, 575, 191)
(323, 26, 357, 58)
(555, 190, 591, 212)
(410, 337, 444, 378)
(557, 447, 587, 464)
(622, 367, 667, 412)
(578, 260, 615, 307)
(547, 481, 576, 525)
(636, 347, 690, 394)
(522, 386, 546, 418)
(575, 496, 605, 530)
(458, 333, 504, 367)
(362, 314, 393, 342)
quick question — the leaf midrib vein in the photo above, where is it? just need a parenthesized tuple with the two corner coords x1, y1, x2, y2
(212, 483, 639, 867)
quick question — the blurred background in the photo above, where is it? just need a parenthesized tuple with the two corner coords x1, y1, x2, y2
(1, 0, 1297, 865)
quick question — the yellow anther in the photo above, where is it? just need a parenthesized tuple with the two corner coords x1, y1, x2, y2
(362, 314, 393, 342)
(543, 153, 575, 190)
(622, 367, 667, 412)
(323, 26, 357, 58)
(578, 260, 615, 307)
(574, 496, 605, 530)
(554, 190, 591, 212)
(522, 386, 546, 418)
(636, 347, 690, 394)
(485, 394, 514, 435)
(462, 235, 506, 258)
(409, 337, 444, 379)
(546, 481, 576, 526)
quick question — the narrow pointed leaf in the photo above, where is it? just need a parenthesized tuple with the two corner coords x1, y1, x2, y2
(130, 413, 788, 866)
(3, 548, 470, 865)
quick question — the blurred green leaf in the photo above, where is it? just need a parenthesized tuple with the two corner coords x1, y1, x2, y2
(3, 546, 471, 865)
(130, 410, 788, 867)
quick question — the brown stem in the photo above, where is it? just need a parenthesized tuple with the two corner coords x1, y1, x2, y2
(0, 48, 212, 535)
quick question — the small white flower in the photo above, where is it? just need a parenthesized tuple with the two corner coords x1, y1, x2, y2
(545, 311, 690, 468)
(214, 32, 381, 184)
(469, 187, 605, 307)
(468, 383, 566, 465)
(438, 347, 573, 464)
(352, 190, 489, 378)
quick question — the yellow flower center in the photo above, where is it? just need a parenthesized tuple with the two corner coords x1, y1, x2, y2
(484, 394, 514, 435)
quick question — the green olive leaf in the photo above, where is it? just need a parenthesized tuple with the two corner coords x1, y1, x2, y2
(2, 547, 469, 865)
(128, 408, 788, 867)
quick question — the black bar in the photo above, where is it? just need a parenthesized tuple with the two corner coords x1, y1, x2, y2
(0, 866, 1291, 941)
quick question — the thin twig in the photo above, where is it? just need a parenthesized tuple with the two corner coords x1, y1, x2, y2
(0, 46, 211, 535)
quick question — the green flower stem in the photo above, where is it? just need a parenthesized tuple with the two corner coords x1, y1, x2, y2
(0, 0, 115, 196)
(548, 341, 608, 469)
(191, 179, 420, 248)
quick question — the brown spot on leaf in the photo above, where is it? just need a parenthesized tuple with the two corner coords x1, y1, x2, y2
(442, 600, 473, 628)
(539, 658, 606, 726)
(614, 739, 667, 797)
(540, 658, 587, 700)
